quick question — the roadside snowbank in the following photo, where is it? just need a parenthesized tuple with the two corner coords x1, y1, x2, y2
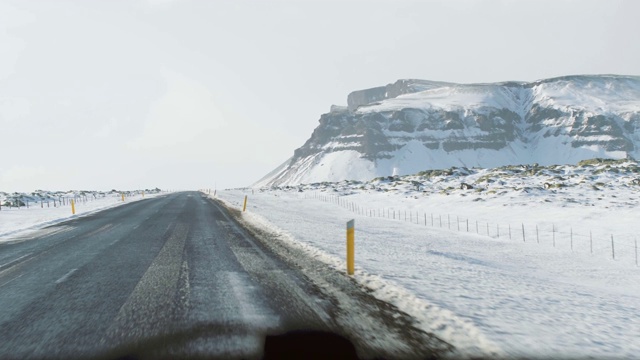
(216, 188, 640, 358)
(0, 192, 164, 242)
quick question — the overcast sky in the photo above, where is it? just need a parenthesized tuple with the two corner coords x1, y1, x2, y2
(1, 0, 638, 192)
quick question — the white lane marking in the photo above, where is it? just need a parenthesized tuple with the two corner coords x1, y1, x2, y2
(0, 253, 33, 271)
(133, 225, 140, 230)
(0, 225, 74, 243)
(55, 268, 77, 284)
(84, 223, 113, 238)
(0, 273, 25, 288)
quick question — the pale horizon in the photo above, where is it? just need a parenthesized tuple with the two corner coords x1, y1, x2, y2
(1, 0, 639, 192)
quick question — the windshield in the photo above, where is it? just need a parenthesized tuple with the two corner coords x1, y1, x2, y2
(1, 1, 639, 359)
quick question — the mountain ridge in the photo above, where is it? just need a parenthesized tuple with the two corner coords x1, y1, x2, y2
(257, 74, 640, 187)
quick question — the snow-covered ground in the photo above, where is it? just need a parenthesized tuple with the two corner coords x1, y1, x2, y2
(215, 161, 640, 358)
(0, 190, 164, 242)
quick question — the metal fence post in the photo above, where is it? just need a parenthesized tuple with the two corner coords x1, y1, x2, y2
(611, 235, 615, 260)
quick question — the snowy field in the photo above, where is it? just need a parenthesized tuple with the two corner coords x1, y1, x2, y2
(216, 182, 640, 358)
(0, 191, 164, 242)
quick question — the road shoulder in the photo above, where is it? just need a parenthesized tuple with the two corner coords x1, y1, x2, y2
(211, 196, 454, 359)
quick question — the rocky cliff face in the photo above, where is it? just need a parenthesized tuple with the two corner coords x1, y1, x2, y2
(256, 75, 640, 187)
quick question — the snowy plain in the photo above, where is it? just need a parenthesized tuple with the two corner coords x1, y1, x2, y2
(0, 191, 163, 242)
(216, 173, 640, 358)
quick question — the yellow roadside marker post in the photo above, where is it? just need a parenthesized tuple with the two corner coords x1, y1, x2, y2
(122, 193, 125, 202)
(243, 195, 248, 212)
(71, 199, 76, 215)
(347, 219, 355, 275)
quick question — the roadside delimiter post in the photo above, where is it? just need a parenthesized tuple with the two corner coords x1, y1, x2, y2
(347, 219, 355, 275)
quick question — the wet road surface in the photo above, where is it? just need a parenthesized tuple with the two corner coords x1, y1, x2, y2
(0, 191, 449, 359)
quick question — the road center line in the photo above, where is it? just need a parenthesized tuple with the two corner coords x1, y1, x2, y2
(0, 253, 33, 271)
(0, 273, 25, 288)
(84, 224, 113, 238)
(55, 268, 77, 284)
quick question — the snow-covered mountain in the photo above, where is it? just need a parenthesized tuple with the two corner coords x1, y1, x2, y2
(256, 75, 640, 187)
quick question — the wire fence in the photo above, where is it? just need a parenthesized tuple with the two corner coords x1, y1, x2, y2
(0, 191, 148, 211)
(305, 192, 639, 267)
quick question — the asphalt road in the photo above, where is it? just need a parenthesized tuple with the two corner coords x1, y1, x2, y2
(0, 191, 449, 359)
